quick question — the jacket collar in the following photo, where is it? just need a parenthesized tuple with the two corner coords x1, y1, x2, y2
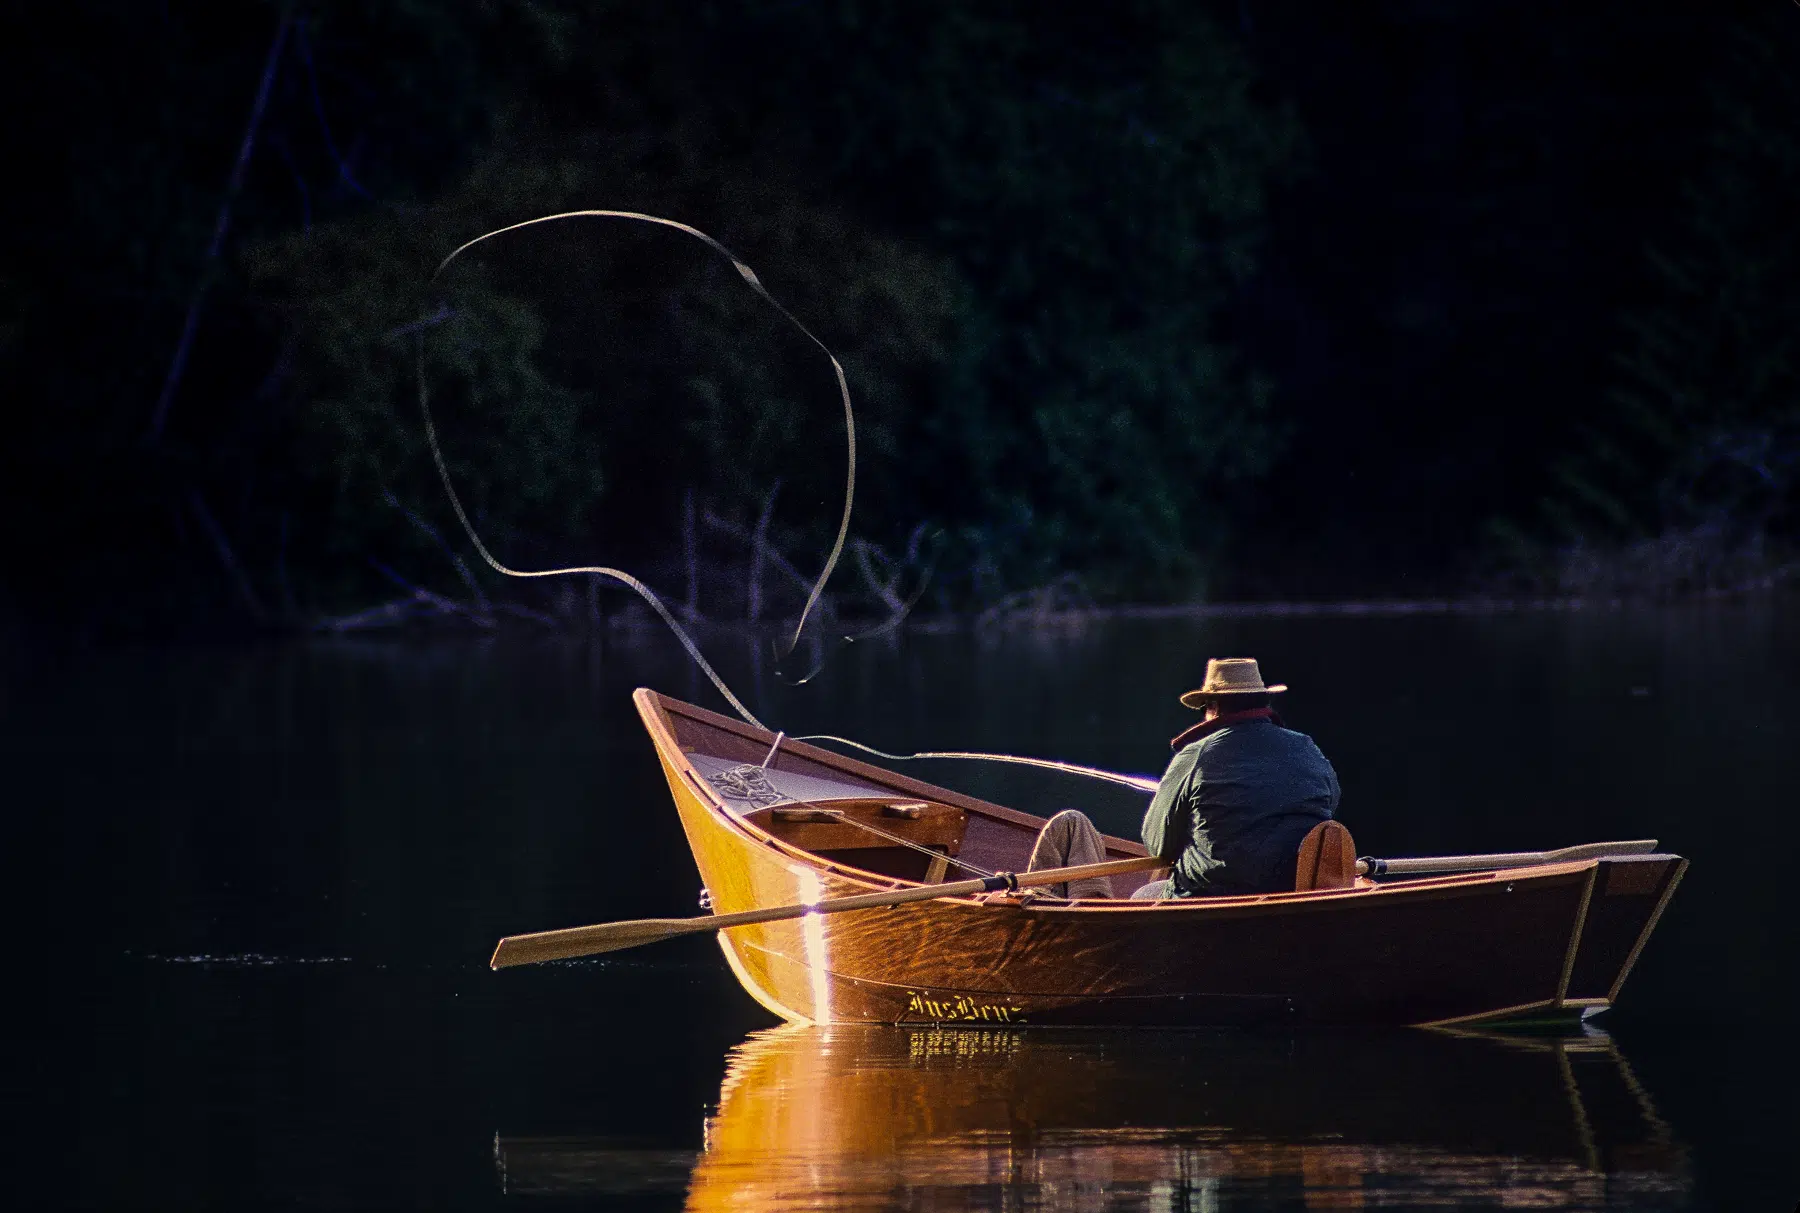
(1170, 707, 1280, 751)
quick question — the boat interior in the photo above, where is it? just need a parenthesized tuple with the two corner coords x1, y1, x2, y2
(682, 744, 1102, 885)
(661, 695, 1159, 889)
(657, 692, 1370, 898)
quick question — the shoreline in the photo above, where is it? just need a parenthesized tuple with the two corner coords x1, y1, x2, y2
(304, 582, 1798, 639)
(11, 584, 1791, 650)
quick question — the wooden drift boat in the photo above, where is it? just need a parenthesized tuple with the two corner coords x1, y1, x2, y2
(636, 689, 1687, 1027)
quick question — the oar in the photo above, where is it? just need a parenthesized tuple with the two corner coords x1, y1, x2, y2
(489, 854, 1165, 969)
(1357, 838, 1658, 877)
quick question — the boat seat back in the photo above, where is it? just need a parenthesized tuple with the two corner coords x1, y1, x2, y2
(1294, 821, 1357, 891)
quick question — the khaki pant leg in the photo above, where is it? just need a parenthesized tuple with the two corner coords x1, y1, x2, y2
(1025, 809, 1115, 898)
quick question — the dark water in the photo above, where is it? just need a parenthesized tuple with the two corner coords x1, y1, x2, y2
(12, 604, 1798, 1209)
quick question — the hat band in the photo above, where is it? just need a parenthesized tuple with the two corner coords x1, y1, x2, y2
(1180, 682, 1287, 708)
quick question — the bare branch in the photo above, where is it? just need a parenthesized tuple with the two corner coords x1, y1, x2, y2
(494, 602, 559, 627)
(851, 538, 905, 614)
(145, 3, 294, 443)
(682, 488, 699, 621)
(700, 509, 816, 594)
(367, 559, 494, 627)
(748, 480, 780, 622)
(315, 598, 416, 633)
(189, 490, 267, 622)
(293, 17, 371, 198)
(382, 489, 490, 611)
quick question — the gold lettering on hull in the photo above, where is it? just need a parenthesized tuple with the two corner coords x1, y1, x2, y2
(905, 991, 1027, 1023)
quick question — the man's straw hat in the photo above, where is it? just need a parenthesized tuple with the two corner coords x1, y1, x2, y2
(1179, 657, 1287, 709)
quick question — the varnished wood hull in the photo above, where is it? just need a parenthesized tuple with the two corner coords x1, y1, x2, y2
(636, 689, 1686, 1027)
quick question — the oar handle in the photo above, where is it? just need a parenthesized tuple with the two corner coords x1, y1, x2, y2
(1013, 854, 1165, 889)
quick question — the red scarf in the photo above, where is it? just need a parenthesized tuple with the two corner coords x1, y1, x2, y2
(1169, 707, 1279, 751)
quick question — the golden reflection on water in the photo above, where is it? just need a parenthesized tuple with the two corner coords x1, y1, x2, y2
(499, 1023, 1691, 1211)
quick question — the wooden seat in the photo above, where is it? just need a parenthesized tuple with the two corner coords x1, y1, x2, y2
(1295, 821, 1358, 891)
(747, 799, 969, 882)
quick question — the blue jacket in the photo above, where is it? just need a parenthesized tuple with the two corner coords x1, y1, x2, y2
(1141, 710, 1340, 895)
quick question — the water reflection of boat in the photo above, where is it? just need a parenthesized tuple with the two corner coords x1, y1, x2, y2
(633, 690, 1688, 1026)
(496, 1025, 1691, 1210)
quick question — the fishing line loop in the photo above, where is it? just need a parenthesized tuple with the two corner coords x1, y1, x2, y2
(414, 209, 1154, 794)
(793, 735, 1159, 794)
(428, 209, 852, 669)
(416, 209, 864, 728)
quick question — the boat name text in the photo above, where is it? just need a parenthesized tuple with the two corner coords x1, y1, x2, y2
(906, 991, 1027, 1023)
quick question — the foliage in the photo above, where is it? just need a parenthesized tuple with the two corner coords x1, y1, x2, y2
(19, 0, 1800, 630)
(242, 0, 1301, 610)
(720, 1, 1305, 598)
(244, 126, 972, 591)
(3, 0, 572, 626)
(1536, 11, 1800, 581)
(243, 152, 606, 561)
(9, 0, 1296, 627)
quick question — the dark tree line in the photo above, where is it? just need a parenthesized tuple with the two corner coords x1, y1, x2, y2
(5, 1, 1796, 634)
(1533, 10, 1800, 595)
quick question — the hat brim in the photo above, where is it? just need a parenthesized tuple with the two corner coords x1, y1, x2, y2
(1180, 684, 1287, 709)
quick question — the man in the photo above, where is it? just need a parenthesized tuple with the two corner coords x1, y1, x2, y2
(1133, 657, 1340, 898)
(1024, 657, 1340, 899)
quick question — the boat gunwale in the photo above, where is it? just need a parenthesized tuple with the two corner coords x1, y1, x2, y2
(636, 688, 1680, 920)
(641, 687, 1134, 840)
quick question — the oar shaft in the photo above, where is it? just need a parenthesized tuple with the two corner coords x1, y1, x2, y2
(1358, 839, 1657, 877)
(493, 838, 1667, 966)
(490, 854, 1165, 968)
(1015, 854, 1165, 889)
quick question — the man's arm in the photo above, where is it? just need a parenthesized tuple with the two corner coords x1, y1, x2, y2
(1141, 746, 1201, 861)
(1311, 739, 1342, 816)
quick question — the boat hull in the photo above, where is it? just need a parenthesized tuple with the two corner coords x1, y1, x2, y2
(636, 690, 1685, 1027)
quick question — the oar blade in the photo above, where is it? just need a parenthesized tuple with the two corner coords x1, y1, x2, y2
(490, 917, 711, 969)
(1554, 839, 1657, 862)
(1363, 838, 1664, 877)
